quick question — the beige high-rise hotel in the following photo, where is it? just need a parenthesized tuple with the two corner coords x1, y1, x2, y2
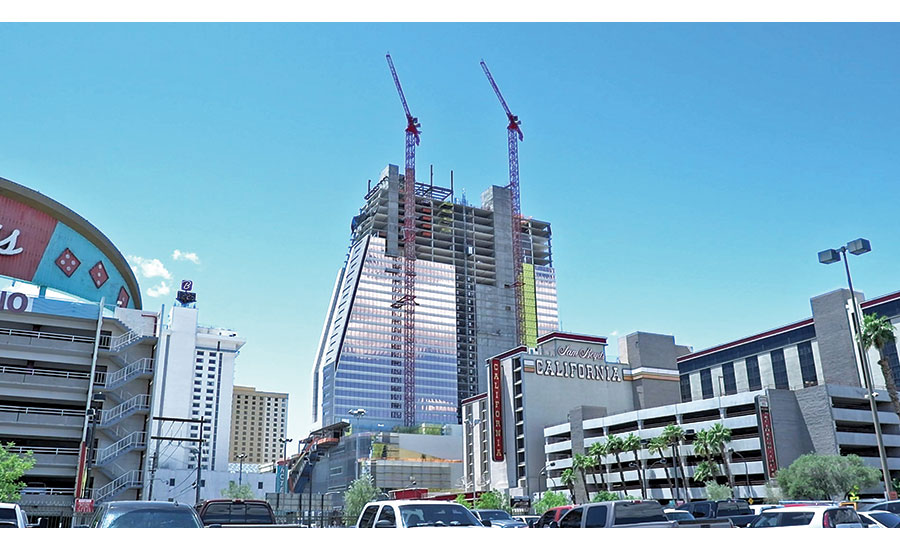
(230, 385, 289, 464)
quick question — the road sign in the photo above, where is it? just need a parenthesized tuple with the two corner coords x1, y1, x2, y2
(74, 499, 94, 514)
(747, 497, 754, 505)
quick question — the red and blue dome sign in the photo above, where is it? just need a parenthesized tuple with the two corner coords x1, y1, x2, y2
(0, 177, 141, 309)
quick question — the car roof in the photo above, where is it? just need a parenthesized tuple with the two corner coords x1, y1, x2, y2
(367, 500, 465, 506)
(0, 504, 20, 510)
(104, 501, 196, 509)
(761, 506, 842, 513)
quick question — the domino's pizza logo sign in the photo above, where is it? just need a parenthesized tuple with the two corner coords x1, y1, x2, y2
(181, 280, 193, 292)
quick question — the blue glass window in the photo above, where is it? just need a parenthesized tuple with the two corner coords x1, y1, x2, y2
(722, 362, 736, 395)
(745, 356, 762, 391)
(797, 341, 818, 387)
(771, 349, 789, 390)
(700, 369, 714, 399)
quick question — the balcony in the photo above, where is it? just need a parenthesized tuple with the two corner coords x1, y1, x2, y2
(0, 364, 101, 405)
(0, 405, 84, 439)
(10, 446, 80, 477)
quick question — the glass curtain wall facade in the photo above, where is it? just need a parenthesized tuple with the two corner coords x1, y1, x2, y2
(318, 236, 457, 430)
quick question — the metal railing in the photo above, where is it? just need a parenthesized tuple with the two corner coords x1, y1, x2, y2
(96, 432, 147, 465)
(108, 329, 151, 353)
(93, 470, 142, 503)
(0, 404, 85, 417)
(0, 364, 106, 386)
(10, 446, 80, 456)
(0, 326, 95, 345)
(104, 358, 153, 390)
(20, 487, 77, 496)
(99, 394, 151, 427)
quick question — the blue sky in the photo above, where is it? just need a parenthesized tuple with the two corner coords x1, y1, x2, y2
(1, 23, 898, 444)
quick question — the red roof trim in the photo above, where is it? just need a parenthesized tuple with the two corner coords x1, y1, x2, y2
(861, 290, 900, 309)
(537, 332, 608, 345)
(460, 392, 488, 406)
(490, 345, 527, 362)
(677, 318, 814, 363)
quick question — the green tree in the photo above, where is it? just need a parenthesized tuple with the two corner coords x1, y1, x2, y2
(474, 489, 511, 513)
(691, 429, 720, 484)
(0, 442, 35, 502)
(622, 433, 646, 498)
(220, 480, 254, 499)
(648, 435, 675, 499)
(342, 475, 378, 526)
(533, 491, 569, 515)
(587, 441, 608, 490)
(572, 453, 595, 500)
(605, 434, 627, 493)
(705, 481, 733, 500)
(776, 454, 880, 501)
(661, 425, 689, 499)
(560, 468, 577, 504)
(454, 493, 472, 509)
(707, 423, 734, 489)
(860, 313, 900, 421)
(590, 490, 620, 502)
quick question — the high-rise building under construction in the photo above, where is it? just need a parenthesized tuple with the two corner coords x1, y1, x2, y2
(310, 165, 558, 431)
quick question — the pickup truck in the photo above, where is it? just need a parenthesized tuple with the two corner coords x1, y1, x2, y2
(198, 499, 278, 527)
(676, 499, 757, 527)
(554, 500, 675, 528)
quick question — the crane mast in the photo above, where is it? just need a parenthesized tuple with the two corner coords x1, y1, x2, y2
(386, 53, 420, 426)
(481, 60, 527, 347)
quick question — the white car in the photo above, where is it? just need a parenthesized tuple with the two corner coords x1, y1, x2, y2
(859, 511, 900, 528)
(747, 506, 863, 528)
(0, 503, 30, 528)
(355, 500, 484, 528)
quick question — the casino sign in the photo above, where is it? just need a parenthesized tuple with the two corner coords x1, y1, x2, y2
(0, 176, 141, 309)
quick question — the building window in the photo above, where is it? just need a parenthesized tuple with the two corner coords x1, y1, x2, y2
(258, 482, 264, 490)
(797, 341, 818, 387)
(700, 369, 714, 399)
(771, 349, 789, 390)
(746, 356, 762, 391)
(680, 375, 692, 402)
(722, 362, 736, 395)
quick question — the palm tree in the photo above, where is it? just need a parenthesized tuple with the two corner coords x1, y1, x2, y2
(648, 435, 674, 499)
(662, 424, 689, 498)
(560, 468, 577, 504)
(572, 453, 595, 501)
(623, 433, 646, 498)
(606, 434, 627, 494)
(860, 313, 900, 421)
(587, 441, 608, 491)
(692, 429, 720, 484)
(707, 423, 734, 489)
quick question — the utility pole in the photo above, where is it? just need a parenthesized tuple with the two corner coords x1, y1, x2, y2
(149, 415, 206, 505)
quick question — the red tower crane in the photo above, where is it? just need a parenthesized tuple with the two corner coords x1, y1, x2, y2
(386, 53, 420, 426)
(481, 59, 526, 347)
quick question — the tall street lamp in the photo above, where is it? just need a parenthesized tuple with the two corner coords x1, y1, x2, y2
(348, 408, 366, 479)
(238, 453, 246, 486)
(819, 238, 893, 500)
(728, 449, 751, 499)
(279, 437, 293, 494)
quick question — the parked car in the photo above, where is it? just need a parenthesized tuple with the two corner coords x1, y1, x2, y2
(355, 500, 483, 528)
(471, 509, 527, 527)
(534, 506, 573, 528)
(554, 500, 675, 528)
(513, 515, 539, 527)
(854, 499, 890, 512)
(0, 503, 30, 528)
(676, 499, 757, 527)
(746, 505, 864, 528)
(197, 499, 277, 526)
(859, 511, 900, 528)
(89, 501, 203, 528)
(749, 504, 781, 515)
(863, 500, 900, 514)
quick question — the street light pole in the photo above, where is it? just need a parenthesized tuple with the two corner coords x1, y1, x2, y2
(238, 453, 246, 486)
(819, 239, 893, 500)
(279, 437, 293, 495)
(729, 449, 750, 499)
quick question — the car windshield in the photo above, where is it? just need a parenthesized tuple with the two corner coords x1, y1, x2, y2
(102, 508, 202, 528)
(613, 502, 667, 525)
(478, 510, 511, 521)
(870, 513, 900, 528)
(666, 511, 694, 521)
(750, 512, 815, 528)
(399, 504, 481, 527)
